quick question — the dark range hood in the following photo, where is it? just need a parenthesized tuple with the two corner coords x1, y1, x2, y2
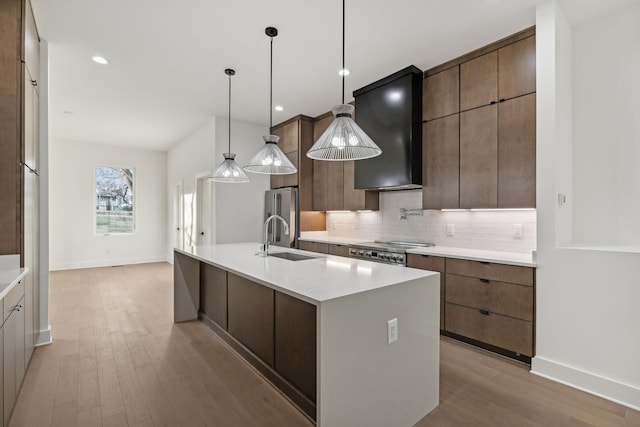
(354, 66, 423, 190)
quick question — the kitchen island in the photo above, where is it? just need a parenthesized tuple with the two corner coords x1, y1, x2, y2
(174, 243, 440, 427)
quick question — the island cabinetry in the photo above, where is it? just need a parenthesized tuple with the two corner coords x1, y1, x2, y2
(407, 254, 445, 329)
(275, 292, 316, 401)
(199, 263, 227, 330)
(445, 258, 534, 358)
(227, 273, 274, 367)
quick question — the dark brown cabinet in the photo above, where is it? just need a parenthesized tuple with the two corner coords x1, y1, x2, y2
(407, 254, 446, 329)
(498, 36, 536, 101)
(227, 273, 274, 367)
(298, 240, 329, 254)
(422, 115, 460, 209)
(498, 94, 536, 208)
(460, 104, 498, 208)
(275, 291, 316, 401)
(327, 243, 349, 257)
(423, 66, 459, 121)
(460, 51, 498, 111)
(444, 258, 534, 357)
(200, 263, 227, 329)
(269, 117, 314, 211)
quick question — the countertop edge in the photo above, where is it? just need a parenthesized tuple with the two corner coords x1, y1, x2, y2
(0, 268, 28, 300)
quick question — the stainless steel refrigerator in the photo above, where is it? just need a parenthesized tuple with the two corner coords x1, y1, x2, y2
(264, 187, 298, 248)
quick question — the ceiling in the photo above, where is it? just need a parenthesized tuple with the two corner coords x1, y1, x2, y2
(31, 0, 636, 151)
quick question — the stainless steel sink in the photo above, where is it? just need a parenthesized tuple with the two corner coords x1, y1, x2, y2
(268, 252, 318, 261)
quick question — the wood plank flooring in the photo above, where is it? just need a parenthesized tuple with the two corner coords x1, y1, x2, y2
(9, 263, 640, 426)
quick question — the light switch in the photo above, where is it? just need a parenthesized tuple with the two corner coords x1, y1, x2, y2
(446, 224, 455, 236)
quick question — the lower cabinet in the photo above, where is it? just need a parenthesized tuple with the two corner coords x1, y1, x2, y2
(298, 240, 328, 254)
(3, 280, 26, 427)
(201, 265, 317, 420)
(227, 273, 275, 367)
(406, 254, 446, 330)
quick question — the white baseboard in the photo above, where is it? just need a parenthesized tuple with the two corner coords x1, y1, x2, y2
(50, 256, 168, 271)
(531, 356, 640, 411)
(35, 326, 52, 346)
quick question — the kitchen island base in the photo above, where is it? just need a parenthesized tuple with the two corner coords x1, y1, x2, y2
(174, 244, 440, 426)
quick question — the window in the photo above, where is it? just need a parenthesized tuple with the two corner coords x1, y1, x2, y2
(95, 166, 134, 234)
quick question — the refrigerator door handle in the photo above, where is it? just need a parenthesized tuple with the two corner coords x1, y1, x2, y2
(275, 193, 282, 242)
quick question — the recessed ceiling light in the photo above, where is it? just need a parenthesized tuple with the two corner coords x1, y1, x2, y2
(92, 55, 109, 65)
(338, 68, 350, 76)
(274, 105, 284, 111)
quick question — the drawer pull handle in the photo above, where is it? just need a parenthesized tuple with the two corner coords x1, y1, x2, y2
(479, 309, 490, 316)
(480, 278, 490, 283)
(479, 261, 490, 265)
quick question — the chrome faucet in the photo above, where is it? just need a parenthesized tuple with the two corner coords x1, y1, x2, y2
(261, 214, 289, 256)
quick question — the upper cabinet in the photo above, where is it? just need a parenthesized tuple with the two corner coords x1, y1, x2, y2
(423, 66, 459, 121)
(422, 29, 536, 210)
(24, 1, 39, 84)
(269, 116, 314, 211)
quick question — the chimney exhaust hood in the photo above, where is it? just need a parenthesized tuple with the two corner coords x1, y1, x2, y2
(353, 66, 423, 190)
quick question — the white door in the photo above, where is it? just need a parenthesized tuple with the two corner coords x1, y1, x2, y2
(196, 175, 214, 245)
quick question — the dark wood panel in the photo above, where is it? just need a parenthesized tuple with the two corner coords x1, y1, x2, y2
(327, 243, 349, 257)
(282, 150, 299, 188)
(446, 258, 534, 286)
(498, 94, 536, 208)
(445, 274, 533, 321)
(200, 263, 228, 329)
(270, 126, 287, 189)
(422, 115, 460, 209)
(312, 114, 332, 211)
(445, 303, 533, 356)
(460, 51, 498, 111)
(270, 174, 284, 189)
(423, 66, 459, 121)
(299, 211, 326, 232)
(227, 273, 274, 367)
(326, 161, 344, 211)
(298, 119, 314, 211)
(298, 240, 329, 254)
(407, 254, 446, 329)
(343, 160, 379, 211)
(281, 121, 299, 154)
(460, 104, 498, 208)
(498, 36, 536, 100)
(275, 291, 317, 402)
(424, 26, 535, 76)
(0, 0, 23, 256)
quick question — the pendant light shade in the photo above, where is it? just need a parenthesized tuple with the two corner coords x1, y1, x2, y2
(306, 104, 381, 161)
(244, 27, 296, 175)
(306, 0, 382, 161)
(210, 69, 250, 183)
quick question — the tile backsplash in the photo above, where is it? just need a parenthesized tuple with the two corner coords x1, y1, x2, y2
(326, 190, 536, 253)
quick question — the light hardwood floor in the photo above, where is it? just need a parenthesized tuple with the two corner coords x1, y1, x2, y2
(9, 263, 640, 426)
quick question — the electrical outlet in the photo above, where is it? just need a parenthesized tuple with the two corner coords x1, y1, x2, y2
(446, 223, 455, 237)
(387, 318, 398, 344)
(513, 223, 523, 238)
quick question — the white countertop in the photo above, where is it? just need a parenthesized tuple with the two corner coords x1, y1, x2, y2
(406, 246, 536, 267)
(0, 268, 28, 300)
(176, 243, 437, 304)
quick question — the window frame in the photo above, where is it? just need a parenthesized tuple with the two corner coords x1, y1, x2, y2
(94, 164, 137, 236)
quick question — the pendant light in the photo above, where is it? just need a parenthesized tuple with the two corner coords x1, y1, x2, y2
(306, 0, 382, 161)
(209, 69, 250, 183)
(244, 27, 297, 175)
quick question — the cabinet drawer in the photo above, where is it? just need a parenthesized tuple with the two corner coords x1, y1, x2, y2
(4, 280, 25, 322)
(446, 274, 532, 321)
(445, 303, 532, 356)
(446, 258, 533, 286)
(407, 254, 445, 272)
(298, 241, 329, 254)
(328, 243, 349, 257)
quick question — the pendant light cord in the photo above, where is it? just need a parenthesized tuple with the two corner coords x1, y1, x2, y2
(270, 35, 274, 129)
(228, 73, 231, 153)
(342, 0, 346, 104)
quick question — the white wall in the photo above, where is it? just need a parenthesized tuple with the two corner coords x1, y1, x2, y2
(166, 117, 269, 261)
(326, 190, 537, 253)
(49, 139, 167, 270)
(571, 4, 640, 246)
(532, 1, 640, 410)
